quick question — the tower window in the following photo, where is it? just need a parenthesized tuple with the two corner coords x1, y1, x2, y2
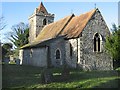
(41, 11, 45, 14)
(56, 49, 61, 59)
(94, 33, 101, 52)
(43, 18, 47, 25)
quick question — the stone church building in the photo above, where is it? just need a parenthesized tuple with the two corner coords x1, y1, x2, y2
(19, 2, 113, 70)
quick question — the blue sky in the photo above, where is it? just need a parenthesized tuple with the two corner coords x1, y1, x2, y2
(1, 2, 118, 43)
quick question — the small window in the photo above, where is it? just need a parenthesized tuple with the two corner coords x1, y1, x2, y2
(56, 49, 60, 59)
(94, 33, 101, 52)
(70, 43, 72, 57)
(30, 49, 33, 57)
(43, 18, 47, 25)
(41, 11, 45, 14)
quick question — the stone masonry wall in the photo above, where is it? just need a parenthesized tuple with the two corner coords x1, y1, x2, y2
(21, 49, 31, 65)
(80, 9, 113, 70)
(31, 47, 48, 67)
(65, 39, 78, 68)
(49, 37, 65, 67)
(29, 9, 54, 43)
(20, 47, 48, 67)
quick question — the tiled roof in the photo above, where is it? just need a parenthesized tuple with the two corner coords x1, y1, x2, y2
(37, 2, 48, 14)
(21, 9, 97, 49)
(21, 36, 64, 48)
(21, 15, 74, 49)
(34, 14, 74, 42)
(62, 9, 96, 38)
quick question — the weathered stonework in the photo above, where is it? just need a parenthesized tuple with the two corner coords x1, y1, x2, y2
(29, 8, 54, 43)
(62, 10, 113, 70)
(49, 37, 66, 67)
(79, 10, 113, 70)
(20, 47, 48, 67)
(19, 4, 113, 71)
(65, 39, 78, 68)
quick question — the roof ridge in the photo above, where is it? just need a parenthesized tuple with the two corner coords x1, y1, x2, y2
(57, 14, 75, 37)
(40, 14, 74, 33)
(21, 9, 99, 48)
(64, 9, 97, 38)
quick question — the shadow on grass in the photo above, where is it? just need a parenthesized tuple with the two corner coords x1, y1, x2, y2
(80, 77, 119, 88)
(2, 64, 120, 89)
(2, 64, 43, 88)
(53, 70, 118, 83)
(93, 78, 119, 88)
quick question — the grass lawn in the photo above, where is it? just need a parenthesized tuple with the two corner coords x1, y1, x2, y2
(2, 64, 120, 89)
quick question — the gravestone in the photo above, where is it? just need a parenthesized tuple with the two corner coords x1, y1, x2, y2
(41, 69, 53, 84)
(4, 58, 10, 64)
(15, 58, 20, 65)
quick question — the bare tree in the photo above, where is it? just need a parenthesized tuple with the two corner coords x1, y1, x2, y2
(0, 16, 6, 30)
(0, 16, 6, 62)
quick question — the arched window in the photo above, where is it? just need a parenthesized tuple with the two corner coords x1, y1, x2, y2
(43, 18, 47, 25)
(70, 43, 72, 57)
(56, 49, 60, 59)
(30, 49, 33, 57)
(94, 33, 101, 52)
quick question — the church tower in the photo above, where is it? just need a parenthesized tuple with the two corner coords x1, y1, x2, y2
(28, 2, 54, 43)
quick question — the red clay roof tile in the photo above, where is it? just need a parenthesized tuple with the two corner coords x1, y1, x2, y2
(37, 2, 48, 14)
(21, 9, 97, 48)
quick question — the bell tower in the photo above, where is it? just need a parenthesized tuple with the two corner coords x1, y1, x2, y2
(28, 2, 54, 43)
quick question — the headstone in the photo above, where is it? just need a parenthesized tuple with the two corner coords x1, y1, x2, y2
(15, 58, 20, 65)
(62, 67, 70, 80)
(4, 58, 9, 64)
(41, 69, 53, 84)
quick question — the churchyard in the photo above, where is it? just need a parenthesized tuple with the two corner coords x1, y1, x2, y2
(2, 64, 120, 89)
(1, 2, 120, 89)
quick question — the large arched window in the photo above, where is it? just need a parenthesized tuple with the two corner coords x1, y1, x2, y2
(43, 18, 47, 25)
(56, 49, 61, 59)
(94, 33, 102, 52)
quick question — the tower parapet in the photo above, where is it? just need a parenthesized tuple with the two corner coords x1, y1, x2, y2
(29, 2, 54, 43)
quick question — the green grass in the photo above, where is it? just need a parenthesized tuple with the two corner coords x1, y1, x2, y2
(2, 65, 42, 88)
(116, 67, 120, 71)
(9, 61, 16, 64)
(2, 65, 120, 89)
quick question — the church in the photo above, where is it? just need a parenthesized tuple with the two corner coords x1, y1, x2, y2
(19, 2, 113, 70)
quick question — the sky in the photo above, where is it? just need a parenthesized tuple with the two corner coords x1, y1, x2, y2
(118, 2, 120, 25)
(0, 1, 119, 43)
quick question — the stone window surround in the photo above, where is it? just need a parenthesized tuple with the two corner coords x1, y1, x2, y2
(55, 48, 61, 60)
(55, 48, 63, 65)
(93, 32, 102, 53)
